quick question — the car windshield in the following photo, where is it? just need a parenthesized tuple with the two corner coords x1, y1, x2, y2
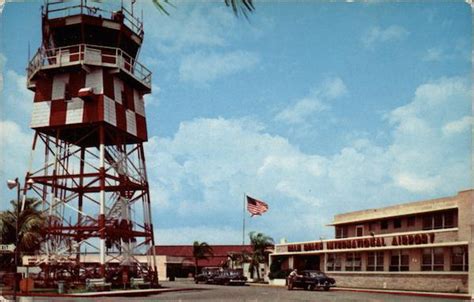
(308, 272, 326, 278)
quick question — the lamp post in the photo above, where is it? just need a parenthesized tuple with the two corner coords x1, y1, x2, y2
(7, 178, 20, 301)
(6, 178, 33, 301)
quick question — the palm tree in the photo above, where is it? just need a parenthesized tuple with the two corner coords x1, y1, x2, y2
(0, 198, 46, 269)
(248, 231, 274, 281)
(192, 241, 214, 276)
(152, 0, 255, 17)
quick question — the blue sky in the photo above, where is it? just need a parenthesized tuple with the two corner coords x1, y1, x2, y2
(0, 1, 472, 244)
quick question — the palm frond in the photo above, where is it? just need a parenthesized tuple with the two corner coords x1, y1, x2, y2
(152, 0, 171, 16)
(225, 0, 255, 18)
(0, 198, 46, 253)
(193, 241, 214, 260)
(150, 0, 255, 18)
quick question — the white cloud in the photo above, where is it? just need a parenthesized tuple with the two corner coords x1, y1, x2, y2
(442, 116, 472, 136)
(179, 51, 259, 85)
(145, 83, 161, 107)
(4, 69, 33, 114)
(146, 116, 401, 242)
(422, 42, 471, 63)
(387, 77, 471, 193)
(137, 3, 266, 86)
(142, 4, 235, 54)
(146, 117, 336, 240)
(388, 77, 469, 126)
(394, 173, 441, 193)
(317, 77, 348, 100)
(0, 52, 6, 92)
(0, 120, 32, 200)
(362, 25, 409, 49)
(275, 98, 327, 125)
(146, 76, 470, 243)
(422, 47, 444, 62)
(275, 76, 346, 125)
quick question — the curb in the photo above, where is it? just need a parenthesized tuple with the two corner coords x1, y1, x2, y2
(15, 287, 199, 298)
(248, 283, 472, 300)
(332, 287, 471, 300)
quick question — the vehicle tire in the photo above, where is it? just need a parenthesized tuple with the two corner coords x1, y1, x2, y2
(308, 284, 315, 291)
(195, 280, 198, 284)
(324, 286, 330, 291)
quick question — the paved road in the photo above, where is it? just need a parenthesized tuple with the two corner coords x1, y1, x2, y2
(150, 281, 470, 302)
(4, 280, 471, 302)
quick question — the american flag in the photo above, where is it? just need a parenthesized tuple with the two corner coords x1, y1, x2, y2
(247, 196, 269, 216)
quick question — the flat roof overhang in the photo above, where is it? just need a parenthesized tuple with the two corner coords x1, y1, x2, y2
(271, 240, 469, 256)
(328, 197, 460, 226)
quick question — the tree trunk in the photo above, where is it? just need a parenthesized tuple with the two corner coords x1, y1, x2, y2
(195, 258, 198, 277)
(256, 263, 260, 281)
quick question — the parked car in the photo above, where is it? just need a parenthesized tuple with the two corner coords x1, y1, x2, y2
(213, 269, 247, 286)
(287, 270, 335, 291)
(195, 267, 220, 284)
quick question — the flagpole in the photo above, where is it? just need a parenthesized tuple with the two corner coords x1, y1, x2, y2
(242, 193, 246, 245)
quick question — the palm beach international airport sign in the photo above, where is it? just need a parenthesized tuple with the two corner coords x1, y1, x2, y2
(281, 232, 436, 253)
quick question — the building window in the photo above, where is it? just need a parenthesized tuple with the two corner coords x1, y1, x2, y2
(422, 248, 444, 271)
(326, 253, 341, 271)
(336, 226, 348, 239)
(393, 218, 402, 229)
(433, 213, 443, 229)
(444, 211, 455, 228)
(356, 225, 364, 237)
(422, 210, 457, 230)
(367, 252, 384, 271)
(451, 246, 468, 272)
(380, 220, 388, 230)
(389, 251, 409, 271)
(369, 222, 377, 232)
(422, 214, 432, 230)
(407, 216, 416, 227)
(345, 253, 361, 271)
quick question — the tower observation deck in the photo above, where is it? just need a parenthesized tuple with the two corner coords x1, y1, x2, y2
(23, 0, 158, 287)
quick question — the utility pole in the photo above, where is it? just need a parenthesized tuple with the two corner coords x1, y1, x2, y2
(7, 178, 21, 301)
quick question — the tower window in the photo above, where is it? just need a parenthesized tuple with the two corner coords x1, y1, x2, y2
(65, 83, 71, 100)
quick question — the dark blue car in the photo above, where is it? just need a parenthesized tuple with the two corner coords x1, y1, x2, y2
(287, 270, 336, 291)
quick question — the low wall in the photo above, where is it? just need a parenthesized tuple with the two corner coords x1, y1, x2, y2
(269, 279, 286, 286)
(328, 273, 469, 293)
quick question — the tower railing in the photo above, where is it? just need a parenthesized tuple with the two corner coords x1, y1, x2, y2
(43, 0, 144, 38)
(27, 43, 152, 90)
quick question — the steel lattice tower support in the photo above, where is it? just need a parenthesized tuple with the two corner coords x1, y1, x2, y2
(22, 0, 158, 286)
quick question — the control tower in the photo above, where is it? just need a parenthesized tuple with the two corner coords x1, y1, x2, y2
(24, 0, 157, 287)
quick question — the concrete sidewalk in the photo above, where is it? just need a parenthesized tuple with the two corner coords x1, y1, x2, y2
(248, 282, 473, 300)
(13, 286, 199, 298)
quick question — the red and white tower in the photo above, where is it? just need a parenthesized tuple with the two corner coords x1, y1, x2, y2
(24, 0, 157, 286)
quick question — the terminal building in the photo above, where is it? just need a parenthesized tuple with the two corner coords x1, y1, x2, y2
(270, 189, 473, 296)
